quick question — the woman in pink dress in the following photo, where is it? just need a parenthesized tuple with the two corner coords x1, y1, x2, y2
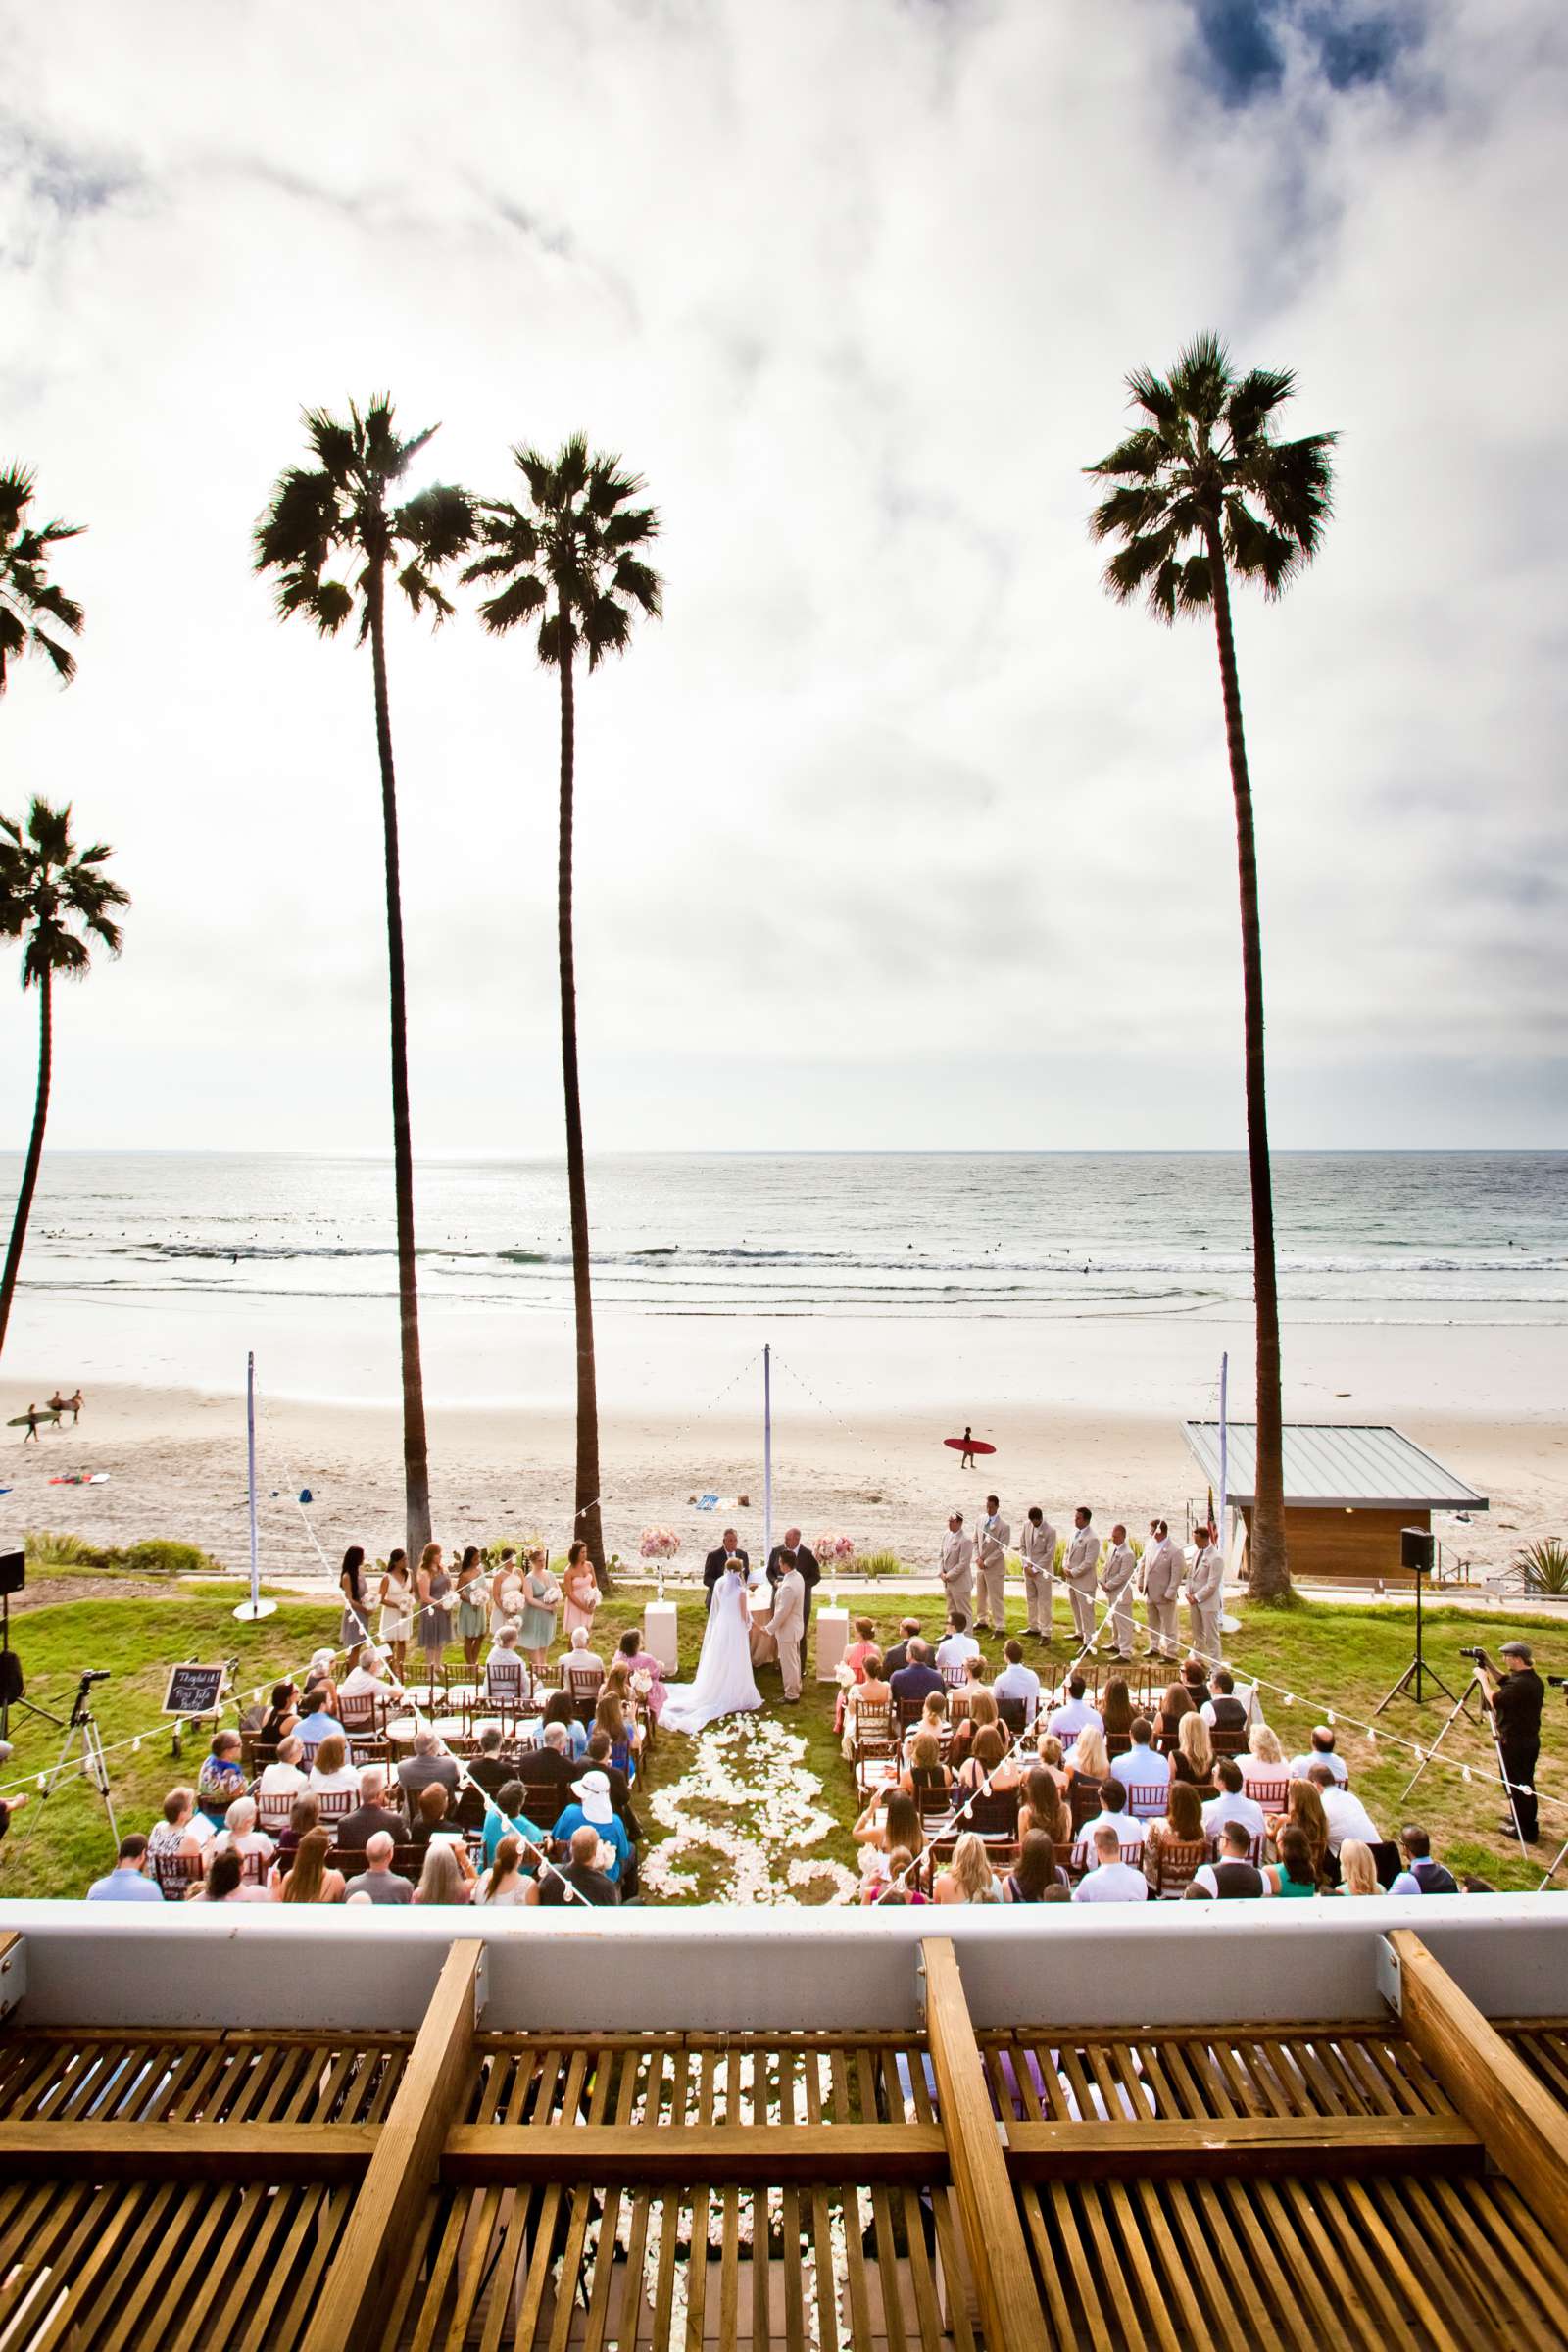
(561, 1542, 601, 1640)
(615, 1628, 667, 1724)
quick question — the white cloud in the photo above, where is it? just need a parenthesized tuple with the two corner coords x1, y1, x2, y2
(0, 0, 1563, 1152)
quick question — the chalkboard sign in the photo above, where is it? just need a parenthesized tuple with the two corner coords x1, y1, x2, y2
(163, 1662, 226, 1718)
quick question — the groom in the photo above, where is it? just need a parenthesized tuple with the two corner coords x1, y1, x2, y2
(769, 1547, 807, 1703)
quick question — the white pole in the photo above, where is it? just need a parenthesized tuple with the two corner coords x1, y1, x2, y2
(233, 1350, 277, 1622)
(763, 1343, 773, 1575)
(1217, 1349, 1229, 1551)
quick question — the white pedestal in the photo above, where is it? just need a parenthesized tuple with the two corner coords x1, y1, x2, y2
(643, 1600, 679, 1672)
(813, 1605, 849, 1684)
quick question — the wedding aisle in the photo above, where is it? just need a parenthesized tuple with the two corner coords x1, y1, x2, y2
(640, 1715, 859, 1904)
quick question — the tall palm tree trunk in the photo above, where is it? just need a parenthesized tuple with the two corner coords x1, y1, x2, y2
(1204, 524, 1289, 1599)
(557, 599, 607, 1576)
(0, 965, 51, 1368)
(368, 569, 433, 1561)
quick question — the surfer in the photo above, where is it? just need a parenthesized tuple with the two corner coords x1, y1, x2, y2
(959, 1425, 976, 1469)
(21, 1404, 42, 1444)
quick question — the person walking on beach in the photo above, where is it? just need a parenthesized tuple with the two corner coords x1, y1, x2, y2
(1186, 1523, 1225, 1671)
(958, 1426, 977, 1469)
(1140, 1520, 1182, 1658)
(1064, 1508, 1101, 1648)
(939, 1513, 973, 1624)
(20, 1403, 41, 1443)
(1019, 1505, 1057, 1642)
(1100, 1524, 1138, 1660)
(973, 1494, 1010, 1634)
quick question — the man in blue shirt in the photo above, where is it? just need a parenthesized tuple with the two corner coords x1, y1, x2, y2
(87, 1835, 165, 1901)
(550, 1770, 631, 1886)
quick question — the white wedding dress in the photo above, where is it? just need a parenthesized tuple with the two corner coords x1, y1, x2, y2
(661, 1567, 762, 1735)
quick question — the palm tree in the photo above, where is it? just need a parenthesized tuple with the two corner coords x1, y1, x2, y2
(1087, 334, 1336, 1601)
(0, 801, 127, 1365)
(464, 437, 662, 1577)
(253, 396, 473, 1562)
(0, 464, 85, 693)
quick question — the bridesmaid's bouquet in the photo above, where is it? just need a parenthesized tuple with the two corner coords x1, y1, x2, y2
(814, 1534, 857, 1566)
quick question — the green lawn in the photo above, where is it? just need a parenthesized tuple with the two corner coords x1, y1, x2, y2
(0, 1583, 1560, 1899)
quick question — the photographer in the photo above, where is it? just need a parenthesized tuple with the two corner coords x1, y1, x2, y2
(1479, 1641, 1544, 1844)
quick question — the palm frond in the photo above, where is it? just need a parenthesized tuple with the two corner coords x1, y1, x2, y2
(1085, 427, 1168, 483)
(477, 575, 548, 635)
(513, 445, 556, 509)
(1168, 331, 1233, 429)
(536, 610, 571, 667)
(611, 556, 662, 616)
(1223, 497, 1299, 595)
(1125, 367, 1180, 431)
(397, 481, 475, 567)
(1224, 367, 1296, 451)
(1101, 527, 1175, 604)
(1246, 431, 1337, 553)
(1088, 481, 1172, 544)
(583, 595, 632, 669)
(28, 626, 76, 684)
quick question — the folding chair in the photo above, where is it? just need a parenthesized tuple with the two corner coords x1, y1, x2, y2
(149, 1847, 206, 1900)
(1151, 1834, 1214, 1899)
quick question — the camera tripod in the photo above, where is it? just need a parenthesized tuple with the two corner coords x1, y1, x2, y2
(1401, 1661, 1528, 1863)
(1373, 1563, 1456, 1714)
(1538, 1688, 1568, 1889)
(9, 1673, 119, 1859)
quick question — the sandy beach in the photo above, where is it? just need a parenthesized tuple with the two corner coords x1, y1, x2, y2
(4, 1310, 1562, 1591)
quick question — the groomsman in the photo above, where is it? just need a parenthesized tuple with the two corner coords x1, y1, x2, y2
(1100, 1524, 1138, 1658)
(1019, 1505, 1057, 1641)
(939, 1512, 974, 1624)
(1063, 1507, 1101, 1647)
(1140, 1519, 1182, 1658)
(1187, 1523, 1226, 1669)
(973, 1494, 1010, 1632)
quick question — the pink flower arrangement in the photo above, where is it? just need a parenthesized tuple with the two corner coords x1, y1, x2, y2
(639, 1527, 682, 1560)
(815, 1534, 857, 1565)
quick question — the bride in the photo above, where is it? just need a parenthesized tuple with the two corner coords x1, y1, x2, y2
(661, 1559, 762, 1735)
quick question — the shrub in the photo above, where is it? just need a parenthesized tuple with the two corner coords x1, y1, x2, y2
(122, 1539, 219, 1578)
(1519, 1539, 1568, 1596)
(854, 1551, 904, 1579)
(24, 1529, 109, 1569)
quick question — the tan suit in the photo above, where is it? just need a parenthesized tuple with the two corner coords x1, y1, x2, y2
(1063, 1524, 1102, 1645)
(1141, 1536, 1183, 1657)
(939, 1526, 974, 1623)
(1186, 1543, 1225, 1670)
(973, 1513, 1010, 1628)
(1100, 1542, 1138, 1655)
(769, 1567, 807, 1700)
(1019, 1517, 1056, 1636)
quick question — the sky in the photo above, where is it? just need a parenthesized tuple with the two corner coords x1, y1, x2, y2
(2, 0, 1565, 1155)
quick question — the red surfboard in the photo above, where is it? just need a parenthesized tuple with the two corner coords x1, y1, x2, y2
(944, 1437, 996, 1455)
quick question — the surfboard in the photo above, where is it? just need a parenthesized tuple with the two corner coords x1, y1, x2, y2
(9, 1411, 60, 1426)
(944, 1437, 996, 1455)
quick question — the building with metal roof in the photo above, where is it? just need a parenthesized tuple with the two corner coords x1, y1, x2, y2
(1182, 1420, 1489, 1584)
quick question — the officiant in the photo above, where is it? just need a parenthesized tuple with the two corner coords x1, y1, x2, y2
(766, 1526, 821, 1628)
(703, 1529, 749, 1601)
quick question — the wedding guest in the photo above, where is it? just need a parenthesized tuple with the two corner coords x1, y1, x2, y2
(993, 1640, 1042, 1723)
(148, 1787, 212, 1866)
(1180, 1656, 1212, 1710)
(526, 1720, 582, 1791)
(1141, 1780, 1206, 1890)
(616, 1627, 667, 1723)
(343, 1831, 414, 1906)
(853, 1789, 925, 1871)
(561, 1542, 601, 1639)
(882, 1618, 922, 1678)
(1033, 1732, 1070, 1792)
(1063, 1725, 1110, 1797)
(516, 1550, 561, 1680)
(1201, 1761, 1267, 1847)
(1047, 1676, 1102, 1742)
(478, 1781, 546, 1868)
(933, 1831, 1004, 1904)
(1071, 1825, 1149, 1903)
(841, 1650, 892, 1756)
(1336, 1838, 1382, 1897)
(1017, 1766, 1070, 1847)
(410, 1784, 460, 1851)
(1240, 1723, 1289, 1792)
(835, 1618, 882, 1734)
(542, 1688, 590, 1760)
(308, 1733, 359, 1800)
(485, 1625, 531, 1700)
(936, 1612, 980, 1674)
(196, 1732, 246, 1827)
(1264, 1823, 1321, 1897)
(552, 1771, 630, 1886)
(1110, 1718, 1169, 1802)
(1308, 1764, 1382, 1853)
(338, 1545, 370, 1648)
(1100, 1675, 1135, 1745)
(191, 1848, 268, 1903)
(416, 1542, 453, 1669)
(455, 1544, 490, 1670)
(564, 1624, 605, 1682)
(212, 1796, 274, 1869)
(1289, 1727, 1348, 1785)
(890, 1641, 944, 1711)
(293, 1685, 342, 1760)
(1191, 1819, 1266, 1899)
(398, 1730, 461, 1812)
(531, 1822, 620, 1907)
(593, 1690, 642, 1780)
(904, 1690, 949, 1761)
(1268, 1781, 1332, 1885)
(415, 1840, 475, 1904)
(1201, 1668, 1249, 1737)
(956, 1723, 1017, 1796)
(948, 1689, 998, 1772)
(1004, 1828, 1070, 1901)
(474, 1833, 531, 1908)
(1074, 1778, 1143, 1856)
(275, 1827, 345, 1904)
(861, 1845, 928, 1907)
(87, 1835, 164, 1902)
(1389, 1825, 1461, 1896)
(337, 1766, 411, 1850)
(1170, 1712, 1214, 1788)
(898, 1730, 953, 1799)
(585, 1732, 644, 1843)
(276, 1794, 319, 1855)
(1152, 1682, 1196, 1747)
(378, 1548, 414, 1676)
(258, 1682, 300, 1746)
(339, 1644, 403, 1701)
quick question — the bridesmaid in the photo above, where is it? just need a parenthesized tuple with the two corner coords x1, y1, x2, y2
(455, 1545, 488, 1671)
(338, 1545, 369, 1651)
(561, 1541, 601, 1641)
(416, 1543, 453, 1675)
(516, 1547, 561, 1683)
(489, 1547, 524, 1640)
(378, 1548, 414, 1681)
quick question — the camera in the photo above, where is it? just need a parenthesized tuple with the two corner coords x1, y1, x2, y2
(1459, 1646, 1488, 1663)
(1548, 1675, 1567, 1690)
(77, 1670, 112, 1687)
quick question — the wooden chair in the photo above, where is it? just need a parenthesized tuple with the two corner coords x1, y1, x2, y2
(486, 1659, 530, 1707)
(895, 1694, 929, 1733)
(941, 1664, 968, 1692)
(1243, 1773, 1291, 1812)
(1105, 1731, 1132, 1760)
(995, 1695, 1031, 1736)
(1150, 1834, 1214, 1899)
(1067, 1777, 1104, 1833)
(1369, 1839, 1402, 1889)
(1071, 1836, 1144, 1878)
(1209, 1725, 1248, 1761)
(963, 1788, 1021, 1842)
(1125, 1785, 1172, 1825)
(517, 1780, 567, 1834)
(311, 1788, 357, 1831)
(149, 1847, 206, 1900)
(914, 1783, 956, 1830)
(851, 1701, 894, 1749)
(238, 1847, 271, 1886)
(255, 1783, 301, 1836)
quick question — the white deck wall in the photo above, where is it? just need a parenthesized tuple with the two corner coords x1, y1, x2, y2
(1, 1895, 1564, 2034)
